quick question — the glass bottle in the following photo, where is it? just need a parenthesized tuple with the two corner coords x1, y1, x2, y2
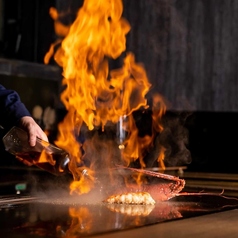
(2, 126, 70, 176)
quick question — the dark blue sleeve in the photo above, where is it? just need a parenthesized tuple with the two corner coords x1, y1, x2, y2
(0, 84, 31, 130)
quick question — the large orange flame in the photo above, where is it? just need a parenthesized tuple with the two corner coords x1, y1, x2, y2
(45, 0, 166, 194)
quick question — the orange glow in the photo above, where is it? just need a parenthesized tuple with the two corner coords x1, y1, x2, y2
(45, 0, 166, 194)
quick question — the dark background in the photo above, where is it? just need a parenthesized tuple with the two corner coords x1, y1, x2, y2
(0, 0, 238, 174)
(1, 0, 238, 111)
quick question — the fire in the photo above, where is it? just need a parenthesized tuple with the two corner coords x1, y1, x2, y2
(38, 149, 56, 165)
(45, 0, 166, 194)
(44, 7, 70, 64)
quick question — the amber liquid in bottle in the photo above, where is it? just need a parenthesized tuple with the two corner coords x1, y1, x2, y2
(15, 151, 70, 176)
(3, 127, 70, 176)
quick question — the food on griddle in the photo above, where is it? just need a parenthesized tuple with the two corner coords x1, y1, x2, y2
(104, 192, 156, 205)
(106, 203, 155, 216)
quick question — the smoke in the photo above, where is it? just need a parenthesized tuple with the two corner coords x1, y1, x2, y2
(141, 110, 192, 168)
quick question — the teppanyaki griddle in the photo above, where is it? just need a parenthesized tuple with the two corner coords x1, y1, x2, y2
(0, 193, 238, 238)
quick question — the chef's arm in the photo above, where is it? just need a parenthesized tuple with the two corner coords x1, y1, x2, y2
(0, 84, 31, 130)
(0, 84, 48, 146)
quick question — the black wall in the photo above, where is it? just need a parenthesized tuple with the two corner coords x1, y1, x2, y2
(1, 0, 55, 63)
(122, 0, 238, 112)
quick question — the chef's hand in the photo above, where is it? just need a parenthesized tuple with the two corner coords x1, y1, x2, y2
(18, 116, 49, 147)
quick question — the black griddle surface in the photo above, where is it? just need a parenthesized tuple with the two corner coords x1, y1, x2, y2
(0, 193, 238, 238)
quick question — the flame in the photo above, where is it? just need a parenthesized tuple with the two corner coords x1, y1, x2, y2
(44, 7, 70, 64)
(38, 149, 56, 165)
(45, 0, 166, 194)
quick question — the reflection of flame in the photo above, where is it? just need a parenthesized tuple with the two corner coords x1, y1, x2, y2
(66, 207, 93, 235)
(45, 0, 166, 194)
